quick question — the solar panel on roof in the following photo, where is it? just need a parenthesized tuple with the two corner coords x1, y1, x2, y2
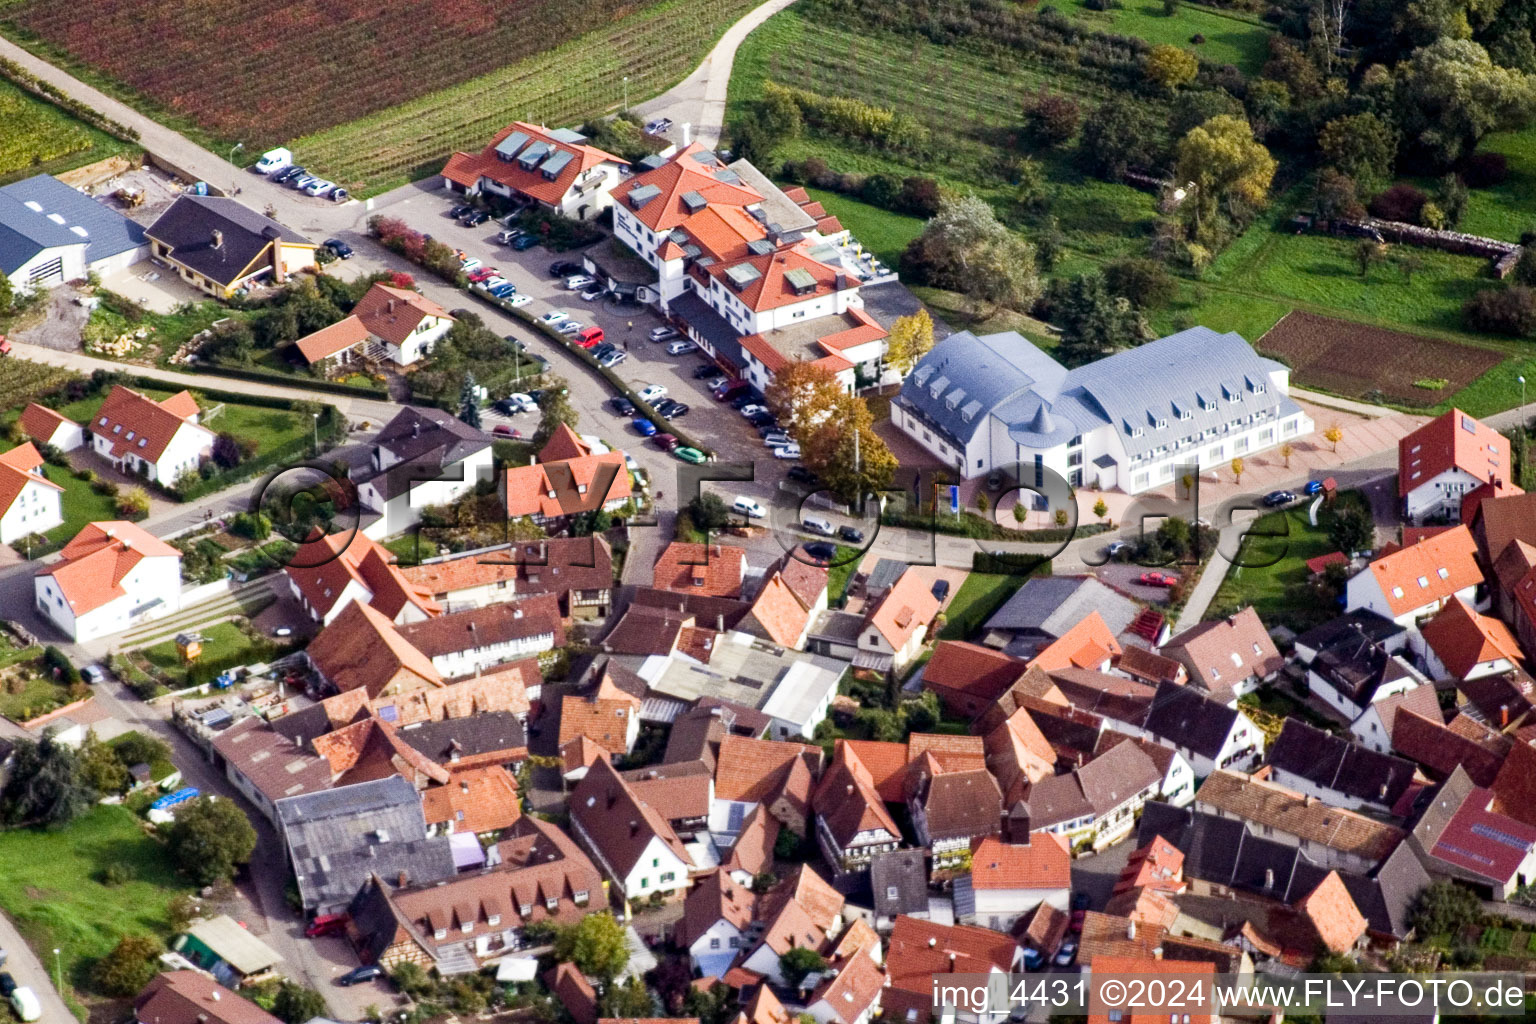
(494, 131, 531, 159)
(1470, 821, 1532, 849)
(517, 141, 550, 169)
(548, 128, 587, 144)
(716, 169, 741, 185)
(695, 151, 720, 166)
(540, 149, 574, 179)
(726, 802, 746, 831)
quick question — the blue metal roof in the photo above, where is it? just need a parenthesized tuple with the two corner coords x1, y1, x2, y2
(1, 174, 146, 271)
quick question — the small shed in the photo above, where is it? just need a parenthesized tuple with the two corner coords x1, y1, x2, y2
(174, 914, 283, 986)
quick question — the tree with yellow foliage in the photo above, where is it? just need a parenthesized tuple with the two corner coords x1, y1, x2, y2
(1175, 115, 1277, 238)
(1145, 45, 1198, 91)
(886, 309, 935, 376)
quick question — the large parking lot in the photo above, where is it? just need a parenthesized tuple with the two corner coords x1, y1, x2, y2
(369, 188, 794, 493)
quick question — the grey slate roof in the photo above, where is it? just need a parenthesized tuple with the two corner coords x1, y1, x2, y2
(373, 407, 491, 469)
(984, 576, 1138, 648)
(1142, 680, 1240, 761)
(1267, 719, 1416, 807)
(870, 849, 929, 921)
(858, 280, 952, 339)
(145, 195, 311, 288)
(276, 775, 454, 913)
(0, 174, 145, 273)
(394, 711, 527, 763)
(896, 326, 1300, 460)
(672, 292, 743, 367)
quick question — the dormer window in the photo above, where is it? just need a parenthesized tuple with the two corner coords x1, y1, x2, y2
(519, 903, 533, 916)
(488, 914, 501, 927)
(1437, 567, 1449, 579)
(434, 928, 447, 941)
(461, 921, 474, 934)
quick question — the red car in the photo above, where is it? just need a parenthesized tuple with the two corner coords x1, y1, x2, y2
(653, 433, 680, 451)
(466, 266, 499, 283)
(305, 914, 347, 938)
(714, 380, 747, 401)
(575, 326, 604, 348)
(493, 424, 524, 438)
(1138, 571, 1180, 587)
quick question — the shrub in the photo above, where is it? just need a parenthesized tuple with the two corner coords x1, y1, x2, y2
(1190, 32, 1206, 43)
(1462, 152, 1508, 188)
(1368, 183, 1427, 223)
(1024, 91, 1081, 147)
(92, 935, 162, 996)
(43, 645, 81, 686)
(1464, 286, 1536, 337)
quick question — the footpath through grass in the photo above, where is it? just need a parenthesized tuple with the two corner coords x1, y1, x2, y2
(0, 805, 192, 1002)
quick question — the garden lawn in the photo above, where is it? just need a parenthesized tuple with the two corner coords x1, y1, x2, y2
(0, 804, 191, 997)
(939, 572, 1030, 640)
(106, 731, 177, 782)
(138, 621, 263, 687)
(39, 463, 119, 545)
(1205, 493, 1366, 632)
(0, 78, 132, 185)
(0, 669, 70, 722)
(826, 545, 862, 606)
(802, 188, 924, 269)
(1453, 127, 1536, 242)
(54, 387, 310, 459)
(1060, 0, 1272, 73)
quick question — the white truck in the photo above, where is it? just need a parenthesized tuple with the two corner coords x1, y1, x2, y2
(254, 147, 292, 174)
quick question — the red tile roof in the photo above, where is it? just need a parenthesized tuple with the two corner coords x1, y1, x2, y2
(924, 641, 1028, 709)
(1491, 740, 1536, 827)
(1029, 611, 1123, 672)
(745, 572, 816, 647)
(91, 384, 211, 464)
(504, 451, 631, 519)
(1399, 408, 1518, 498)
(1421, 597, 1526, 680)
(443, 122, 624, 206)
(1298, 871, 1368, 954)
(680, 868, 756, 947)
(295, 314, 371, 363)
(286, 529, 441, 623)
(1361, 525, 1482, 618)
(135, 972, 282, 1024)
(18, 403, 75, 446)
(0, 442, 60, 516)
(706, 243, 853, 314)
(968, 834, 1070, 891)
(885, 917, 1016, 1007)
(1431, 781, 1536, 883)
(713, 734, 819, 803)
(570, 758, 691, 875)
(653, 542, 747, 598)
(35, 520, 179, 616)
(420, 766, 521, 835)
(867, 569, 941, 651)
(1086, 958, 1214, 1024)
(305, 600, 444, 698)
(611, 143, 764, 234)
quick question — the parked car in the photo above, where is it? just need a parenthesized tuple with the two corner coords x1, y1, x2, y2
(565, 274, 596, 290)
(462, 209, 490, 226)
(632, 418, 658, 437)
(272, 165, 305, 184)
(728, 393, 758, 410)
(302, 178, 334, 196)
(467, 266, 498, 282)
(338, 965, 384, 987)
(592, 343, 616, 359)
(459, 256, 483, 273)
(511, 234, 539, 250)
(449, 203, 475, 219)
(254, 146, 292, 174)
(645, 117, 674, 135)
(1052, 940, 1078, 968)
(272, 626, 293, 638)
(322, 238, 353, 259)
(550, 261, 583, 277)
(1105, 540, 1131, 560)
(675, 446, 706, 464)
(1263, 490, 1297, 507)
(839, 525, 865, 544)
(656, 399, 689, 418)
(692, 363, 721, 380)
(328, 187, 350, 203)
(801, 515, 835, 537)
(598, 349, 627, 368)
(502, 393, 538, 413)
(714, 380, 748, 400)
(579, 285, 607, 302)
(733, 496, 768, 519)
(746, 411, 775, 428)
(762, 432, 791, 448)
(930, 578, 950, 601)
(489, 284, 518, 300)
(556, 321, 583, 336)
(653, 433, 681, 451)
(287, 173, 317, 191)
(1021, 947, 1044, 971)
(80, 664, 107, 684)
(609, 396, 636, 416)
(10, 987, 39, 1022)
(773, 443, 802, 460)
(492, 424, 523, 438)
(506, 293, 532, 308)
(305, 914, 347, 938)
(701, 371, 729, 390)
(1138, 571, 1180, 587)
(541, 310, 570, 325)
(803, 541, 837, 563)
(638, 384, 668, 404)
(739, 404, 769, 419)
(0, 974, 15, 998)
(650, 326, 681, 343)
(575, 326, 605, 348)
(665, 339, 698, 355)
(787, 466, 820, 486)
(1305, 479, 1325, 495)
(497, 228, 527, 245)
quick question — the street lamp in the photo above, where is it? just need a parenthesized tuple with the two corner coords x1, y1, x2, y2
(52, 948, 61, 994)
(311, 412, 319, 454)
(622, 76, 629, 113)
(228, 142, 244, 195)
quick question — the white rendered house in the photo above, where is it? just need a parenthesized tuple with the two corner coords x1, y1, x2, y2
(35, 521, 182, 641)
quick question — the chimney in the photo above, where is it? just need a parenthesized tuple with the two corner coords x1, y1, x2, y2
(835, 271, 847, 290)
(928, 937, 937, 948)
(210, 991, 220, 1002)
(398, 870, 408, 886)
(388, 299, 397, 315)
(845, 784, 854, 795)
(461, 780, 470, 793)
(1502, 704, 1510, 727)
(210, 229, 223, 249)
(717, 613, 725, 632)
(1264, 868, 1274, 890)
(629, 820, 640, 837)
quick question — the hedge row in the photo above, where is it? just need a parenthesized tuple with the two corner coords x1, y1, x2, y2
(0, 57, 142, 144)
(179, 360, 387, 399)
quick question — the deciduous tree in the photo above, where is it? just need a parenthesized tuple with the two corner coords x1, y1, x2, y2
(1077, 98, 1158, 179)
(765, 360, 848, 438)
(0, 731, 93, 827)
(1324, 424, 1344, 451)
(554, 912, 629, 980)
(1394, 39, 1536, 168)
(1145, 45, 1199, 90)
(93, 935, 162, 996)
(1175, 115, 1277, 236)
(899, 195, 1040, 312)
(885, 309, 935, 375)
(165, 796, 257, 885)
(533, 377, 578, 447)
(1317, 113, 1399, 189)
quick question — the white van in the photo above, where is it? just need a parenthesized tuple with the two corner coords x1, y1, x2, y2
(800, 515, 835, 536)
(732, 496, 767, 519)
(254, 147, 292, 174)
(11, 987, 40, 1022)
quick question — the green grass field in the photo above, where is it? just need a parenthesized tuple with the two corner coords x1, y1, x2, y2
(939, 572, 1029, 640)
(0, 662, 71, 722)
(1452, 127, 1536, 242)
(0, 805, 192, 998)
(802, 187, 924, 269)
(1060, 0, 1272, 73)
(0, 78, 132, 185)
(138, 621, 261, 686)
(39, 463, 119, 546)
(55, 385, 311, 460)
